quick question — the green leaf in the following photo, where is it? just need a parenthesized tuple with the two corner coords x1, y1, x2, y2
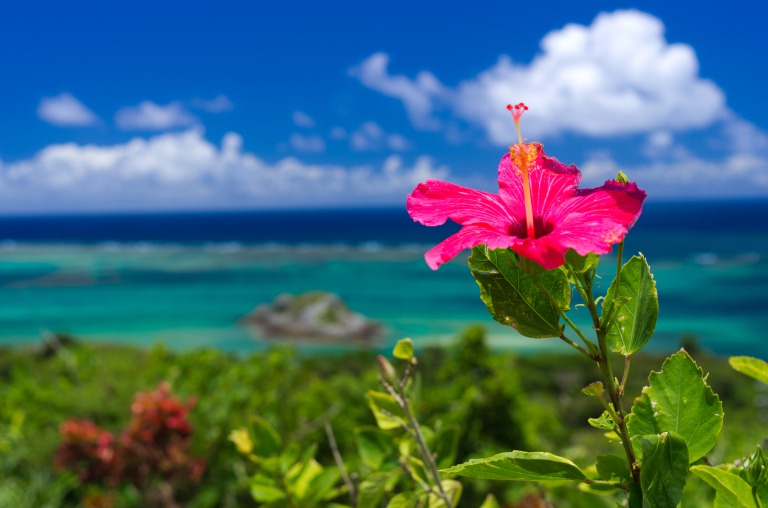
(627, 350, 723, 463)
(405, 456, 430, 486)
(441, 450, 586, 481)
(468, 246, 570, 338)
(640, 432, 689, 508)
(429, 480, 462, 507)
(479, 494, 500, 508)
(356, 427, 395, 469)
(565, 249, 600, 274)
(758, 483, 768, 507)
(432, 425, 460, 469)
(387, 492, 420, 508)
(729, 356, 768, 385)
(588, 411, 616, 431)
(358, 472, 390, 508)
(393, 338, 415, 360)
(581, 381, 605, 398)
(367, 391, 407, 431)
(250, 475, 286, 503)
(691, 465, 757, 508)
(286, 457, 322, 498)
(596, 454, 630, 483)
(309, 468, 343, 503)
(603, 254, 658, 354)
(248, 415, 282, 457)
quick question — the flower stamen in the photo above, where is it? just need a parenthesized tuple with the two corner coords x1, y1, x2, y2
(507, 103, 536, 239)
(507, 102, 528, 145)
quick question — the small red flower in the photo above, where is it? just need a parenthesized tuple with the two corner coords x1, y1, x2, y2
(407, 104, 646, 270)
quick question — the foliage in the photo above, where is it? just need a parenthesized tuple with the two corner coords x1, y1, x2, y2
(439, 197, 768, 507)
(0, 324, 764, 506)
(54, 382, 205, 507)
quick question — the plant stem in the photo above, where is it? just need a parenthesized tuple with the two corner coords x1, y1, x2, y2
(394, 379, 453, 507)
(532, 277, 599, 356)
(381, 365, 453, 507)
(569, 249, 639, 486)
(568, 268, 601, 330)
(614, 242, 625, 294)
(325, 422, 356, 506)
(595, 328, 640, 485)
(559, 333, 594, 359)
(600, 241, 625, 329)
(619, 355, 631, 397)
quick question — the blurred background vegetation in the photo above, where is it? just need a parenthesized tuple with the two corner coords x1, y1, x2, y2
(1, 327, 765, 507)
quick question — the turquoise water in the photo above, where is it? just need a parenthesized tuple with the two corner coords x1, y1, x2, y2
(0, 239, 765, 357)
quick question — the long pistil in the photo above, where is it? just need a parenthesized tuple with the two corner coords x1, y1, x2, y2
(508, 103, 536, 239)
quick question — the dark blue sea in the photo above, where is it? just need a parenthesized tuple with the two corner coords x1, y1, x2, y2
(0, 200, 766, 357)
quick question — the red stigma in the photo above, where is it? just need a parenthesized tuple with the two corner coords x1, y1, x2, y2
(508, 102, 528, 121)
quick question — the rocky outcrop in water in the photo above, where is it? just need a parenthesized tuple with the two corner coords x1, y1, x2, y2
(241, 291, 382, 343)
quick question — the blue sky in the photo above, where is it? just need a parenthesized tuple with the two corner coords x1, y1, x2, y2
(1, 0, 767, 213)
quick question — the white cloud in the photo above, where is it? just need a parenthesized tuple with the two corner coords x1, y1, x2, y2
(0, 130, 449, 212)
(352, 10, 727, 144)
(189, 94, 233, 113)
(329, 127, 347, 140)
(350, 53, 444, 130)
(292, 111, 316, 128)
(580, 146, 768, 199)
(290, 133, 326, 153)
(114, 101, 198, 130)
(719, 113, 768, 155)
(37, 93, 100, 127)
(387, 134, 410, 151)
(349, 122, 411, 151)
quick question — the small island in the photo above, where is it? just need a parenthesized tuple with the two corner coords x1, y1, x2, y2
(241, 291, 383, 343)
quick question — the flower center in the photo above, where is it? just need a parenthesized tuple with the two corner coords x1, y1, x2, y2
(508, 218, 554, 239)
(507, 102, 536, 239)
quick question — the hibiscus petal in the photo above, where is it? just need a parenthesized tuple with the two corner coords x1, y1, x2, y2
(407, 179, 515, 229)
(548, 181, 647, 256)
(509, 236, 571, 271)
(424, 226, 521, 270)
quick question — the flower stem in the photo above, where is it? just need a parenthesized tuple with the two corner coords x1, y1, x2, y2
(569, 251, 640, 487)
(559, 333, 594, 359)
(381, 363, 453, 507)
(325, 422, 356, 506)
(595, 329, 640, 484)
(619, 355, 631, 397)
(532, 277, 598, 356)
(601, 241, 625, 329)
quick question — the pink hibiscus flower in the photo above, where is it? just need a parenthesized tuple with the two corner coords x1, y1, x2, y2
(407, 103, 646, 270)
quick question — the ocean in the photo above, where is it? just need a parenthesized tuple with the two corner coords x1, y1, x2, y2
(0, 200, 767, 357)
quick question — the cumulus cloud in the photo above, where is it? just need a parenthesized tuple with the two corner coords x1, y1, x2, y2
(114, 101, 198, 130)
(37, 93, 100, 127)
(719, 113, 768, 155)
(329, 127, 347, 140)
(189, 94, 234, 113)
(352, 10, 727, 144)
(0, 130, 448, 212)
(292, 111, 316, 128)
(289, 133, 326, 153)
(349, 122, 411, 151)
(350, 53, 444, 130)
(581, 153, 768, 198)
